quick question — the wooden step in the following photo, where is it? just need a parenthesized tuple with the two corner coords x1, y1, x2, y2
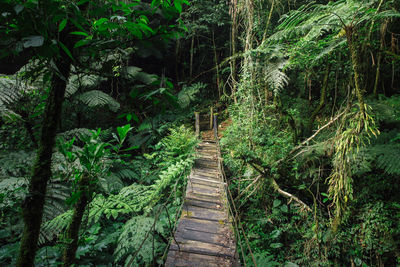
(178, 217, 231, 235)
(186, 192, 222, 204)
(169, 239, 236, 258)
(184, 198, 223, 210)
(175, 228, 233, 248)
(186, 183, 222, 196)
(165, 250, 234, 267)
(181, 205, 228, 222)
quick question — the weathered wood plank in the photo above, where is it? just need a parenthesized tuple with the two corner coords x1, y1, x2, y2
(178, 217, 230, 234)
(186, 183, 222, 195)
(186, 192, 222, 204)
(190, 173, 221, 181)
(181, 205, 228, 222)
(169, 240, 236, 258)
(175, 227, 235, 247)
(165, 250, 232, 267)
(184, 198, 223, 210)
(189, 177, 225, 187)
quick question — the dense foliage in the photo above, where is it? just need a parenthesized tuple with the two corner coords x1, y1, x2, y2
(219, 0, 400, 266)
(1, 0, 399, 266)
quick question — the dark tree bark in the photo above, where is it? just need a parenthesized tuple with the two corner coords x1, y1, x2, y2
(17, 52, 72, 267)
(62, 175, 91, 267)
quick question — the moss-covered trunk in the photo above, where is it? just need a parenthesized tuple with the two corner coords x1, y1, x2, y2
(345, 26, 365, 115)
(306, 63, 331, 135)
(62, 175, 91, 267)
(17, 56, 71, 267)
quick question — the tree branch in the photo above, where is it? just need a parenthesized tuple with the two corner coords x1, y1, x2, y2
(271, 178, 311, 212)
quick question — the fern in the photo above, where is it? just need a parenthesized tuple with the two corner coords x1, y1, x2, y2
(370, 144, 400, 175)
(39, 210, 73, 244)
(0, 76, 22, 121)
(78, 90, 120, 111)
(56, 128, 92, 141)
(0, 76, 21, 105)
(65, 73, 106, 97)
(0, 177, 27, 211)
(177, 82, 206, 108)
(0, 150, 35, 178)
(114, 215, 165, 265)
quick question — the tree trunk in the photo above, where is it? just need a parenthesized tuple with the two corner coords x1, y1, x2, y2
(17, 56, 71, 267)
(345, 26, 365, 115)
(189, 35, 194, 80)
(261, 0, 275, 44)
(62, 175, 91, 267)
(212, 30, 222, 99)
(306, 64, 331, 135)
(374, 20, 388, 98)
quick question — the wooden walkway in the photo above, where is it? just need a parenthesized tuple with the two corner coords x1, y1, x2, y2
(165, 141, 238, 266)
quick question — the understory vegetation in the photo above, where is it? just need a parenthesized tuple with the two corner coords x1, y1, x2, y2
(1, 0, 399, 266)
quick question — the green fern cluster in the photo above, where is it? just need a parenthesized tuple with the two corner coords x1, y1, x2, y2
(115, 216, 165, 265)
(37, 125, 197, 264)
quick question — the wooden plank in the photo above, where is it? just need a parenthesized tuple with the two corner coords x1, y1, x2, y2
(169, 240, 236, 258)
(195, 162, 218, 168)
(165, 250, 232, 267)
(190, 177, 225, 187)
(190, 173, 221, 181)
(175, 228, 233, 247)
(187, 183, 222, 195)
(186, 192, 222, 204)
(195, 159, 218, 165)
(181, 205, 227, 222)
(184, 198, 223, 210)
(192, 168, 220, 176)
(179, 217, 230, 235)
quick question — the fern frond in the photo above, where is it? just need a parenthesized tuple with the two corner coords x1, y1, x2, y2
(65, 74, 106, 97)
(369, 144, 400, 175)
(57, 128, 92, 141)
(264, 61, 289, 95)
(0, 77, 21, 105)
(114, 216, 164, 265)
(78, 90, 120, 111)
(39, 210, 73, 245)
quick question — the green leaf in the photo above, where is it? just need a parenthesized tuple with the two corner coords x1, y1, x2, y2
(94, 18, 109, 27)
(273, 199, 281, 208)
(59, 41, 74, 60)
(77, 0, 89, 5)
(59, 18, 67, 32)
(174, 0, 182, 13)
(280, 204, 288, 213)
(73, 39, 90, 48)
(69, 31, 89, 37)
(120, 146, 139, 152)
(270, 243, 283, 249)
(126, 114, 132, 122)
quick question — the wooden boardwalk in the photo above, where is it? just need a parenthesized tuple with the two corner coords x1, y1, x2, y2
(165, 141, 238, 266)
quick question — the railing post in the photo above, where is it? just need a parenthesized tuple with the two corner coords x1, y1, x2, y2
(210, 106, 214, 130)
(213, 114, 218, 140)
(195, 112, 200, 138)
